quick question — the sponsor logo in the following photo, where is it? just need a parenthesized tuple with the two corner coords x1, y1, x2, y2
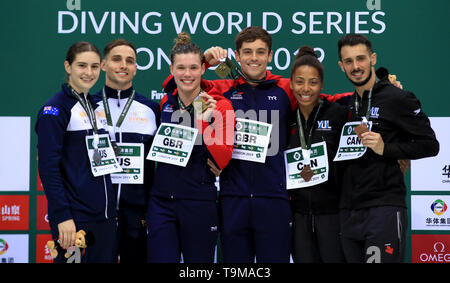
(230, 91, 244, 100)
(96, 109, 106, 119)
(385, 244, 394, 255)
(443, 165, 450, 182)
(0, 195, 29, 230)
(163, 104, 174, 112)
(370, 106, 379, 118)
(0, 239, 8, 255)
(412, 235, 450, 263)
(128, 112, 149, 124)
(431, 199, 447, 216)
(317, 120, 331, 130)
(151, 90, 165, 100)
(36, 234, 53, 263)
(411, 195, 450, 230)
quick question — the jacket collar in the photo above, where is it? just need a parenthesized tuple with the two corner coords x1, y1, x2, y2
(354, 67, 391, 99)
(62, 83, 92, 100)
(103, 85, 134, 99)
(233, 71, 282, 88)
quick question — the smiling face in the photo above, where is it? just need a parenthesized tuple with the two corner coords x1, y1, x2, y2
(64, 51, 101, 94)
(101, 45, 137, 90)
(338, 43, 377, 87)
(170, 52, 205, 97)
(290, 65, 323, 111)
(235, 39, 273, 83)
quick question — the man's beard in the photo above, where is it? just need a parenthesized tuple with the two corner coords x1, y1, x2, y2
(345, 67, 373, 87)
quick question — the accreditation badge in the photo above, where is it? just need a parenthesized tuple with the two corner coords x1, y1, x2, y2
(110, 143, 144, 184)
(231, 118, 272, 163)
(284, 141, 329, 189)
(333, 121, 372, 161)
(146, 123, 199, 167)
(85, 134, 123, 177)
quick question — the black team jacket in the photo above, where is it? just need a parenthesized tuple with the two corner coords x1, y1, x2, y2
(337, 68, 439, 210)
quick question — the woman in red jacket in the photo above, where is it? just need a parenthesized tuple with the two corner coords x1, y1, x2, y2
(146, 32, 235, 262)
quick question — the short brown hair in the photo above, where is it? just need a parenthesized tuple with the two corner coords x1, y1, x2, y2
(235, 26, 272, 53)
(337, 34, 373, 60)
(103, 38, 137, 58)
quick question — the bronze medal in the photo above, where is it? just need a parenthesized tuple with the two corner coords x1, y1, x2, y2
(300, 165, 314, 182)
(354, 123, 369, 139)
(215, 62, 231, 78)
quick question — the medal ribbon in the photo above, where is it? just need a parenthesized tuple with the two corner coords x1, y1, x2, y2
(70, 86, 99, 135)
(295, 99, 323, 162)
(101, 87, 135, 141)
(224, 58, 267, 84)
(69, 85, 101, 163)
(354, 77, 379, 123)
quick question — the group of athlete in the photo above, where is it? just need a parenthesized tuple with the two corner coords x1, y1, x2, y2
(36, 26, 439, 263)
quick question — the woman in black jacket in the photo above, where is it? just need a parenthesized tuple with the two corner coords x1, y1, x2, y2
(286, 46, 348, 263)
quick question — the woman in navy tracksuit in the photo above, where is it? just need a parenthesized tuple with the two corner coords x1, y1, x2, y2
(287, 46, 348, 262)
(35, 42, 117, 263)
(146, 33, 235, 262)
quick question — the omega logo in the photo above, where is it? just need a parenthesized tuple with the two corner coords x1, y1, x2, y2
(419, 241, 450, 262)
(434, 242, 445, 253)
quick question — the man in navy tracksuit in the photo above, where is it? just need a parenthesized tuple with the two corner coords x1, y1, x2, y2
(36, 83, 118, 263)
(93, 39, 160, 262)
(205, 27, 297, 263)
(216, 73, 296, 263)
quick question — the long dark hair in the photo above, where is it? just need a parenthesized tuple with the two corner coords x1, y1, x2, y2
(103, 38, 136, 58)
(337, 33, 373, 60)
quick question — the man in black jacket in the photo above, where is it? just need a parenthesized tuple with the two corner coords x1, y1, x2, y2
(335, 34, 439, 263)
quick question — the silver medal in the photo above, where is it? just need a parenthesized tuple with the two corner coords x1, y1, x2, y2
(93, 149, 102, 166)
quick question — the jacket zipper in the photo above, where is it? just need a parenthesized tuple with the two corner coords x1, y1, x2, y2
(397, 211, 402, 244)
(116, 94, 123, 210)
(103, 175, 109, 219)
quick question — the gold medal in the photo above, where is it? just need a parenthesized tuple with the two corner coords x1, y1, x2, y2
(193, 96, 208, 114)
(215, 59, 231, 78)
